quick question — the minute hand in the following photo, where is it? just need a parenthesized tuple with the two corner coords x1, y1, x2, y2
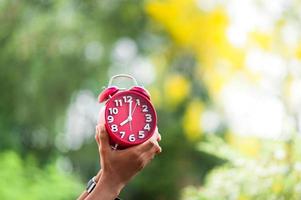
(129, 101, 138, 131)
(128, 100, 132, 121)
(131, 102, 138, 117)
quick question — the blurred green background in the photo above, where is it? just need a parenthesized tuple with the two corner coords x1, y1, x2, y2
(1, 0, 301, 199)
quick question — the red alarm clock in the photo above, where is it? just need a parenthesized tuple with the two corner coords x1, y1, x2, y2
(98, 74, 157, 149)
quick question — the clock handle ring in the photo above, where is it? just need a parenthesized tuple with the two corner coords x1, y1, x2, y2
(108, 74, 138, 87)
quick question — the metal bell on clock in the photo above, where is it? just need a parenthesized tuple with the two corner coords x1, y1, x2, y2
(98, 86, 119, 103)
(129, 86, 150, 100)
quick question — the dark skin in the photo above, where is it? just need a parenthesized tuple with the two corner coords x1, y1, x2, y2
(77, 124, 162, 200)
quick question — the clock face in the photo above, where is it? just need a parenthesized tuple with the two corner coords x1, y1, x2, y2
(104, 90, 157, 147)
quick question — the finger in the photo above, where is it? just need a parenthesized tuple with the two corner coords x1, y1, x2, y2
(137, 139, 160, 153)
(157, 133, 161, 142)
(141, 144, 162, 165)
(141, 153, 155, 166)
(148, 136, 162, 154)
(152, 142, 162, 154)
(96, 124, 111, 153)
(153, 127, 161, 142)
(95, 126, 100, 146)
(143, 144, 161, 162)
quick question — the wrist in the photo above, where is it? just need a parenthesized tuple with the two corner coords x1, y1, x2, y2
(85, 171, 124, 200)
(86, 174, 124, 200)
(99, 174, 125, 194)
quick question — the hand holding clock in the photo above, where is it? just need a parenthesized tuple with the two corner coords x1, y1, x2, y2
(84, 124, 162, 200)
(79, 75, 160, 200)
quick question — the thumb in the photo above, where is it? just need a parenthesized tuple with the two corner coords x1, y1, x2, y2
(96, 124, 111, 153)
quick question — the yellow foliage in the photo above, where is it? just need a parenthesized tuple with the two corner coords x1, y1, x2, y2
(226, 133, 261, 157)
(146, 0, 245, 97)
(238, 194, 249, 200)
(146, 1, 228, 51)
(146, 0, 204, 46)
(200, 63, 231, 99)
(272, 179, 283, 194)
(164, 74, 190, 108)
(296, 43, 301, 59)
(250, 32, 272, 50)
(182, 100, 203, 141)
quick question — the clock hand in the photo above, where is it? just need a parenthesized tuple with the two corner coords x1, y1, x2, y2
(120, 101, 135, 127)
(120, 118, 130, 126)
(129, 102, 138, 131)
(128, 100, 132, 121)
(131, 102, 138, 117)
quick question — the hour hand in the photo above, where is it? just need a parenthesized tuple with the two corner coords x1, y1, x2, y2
(120, 118, 130, 126)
